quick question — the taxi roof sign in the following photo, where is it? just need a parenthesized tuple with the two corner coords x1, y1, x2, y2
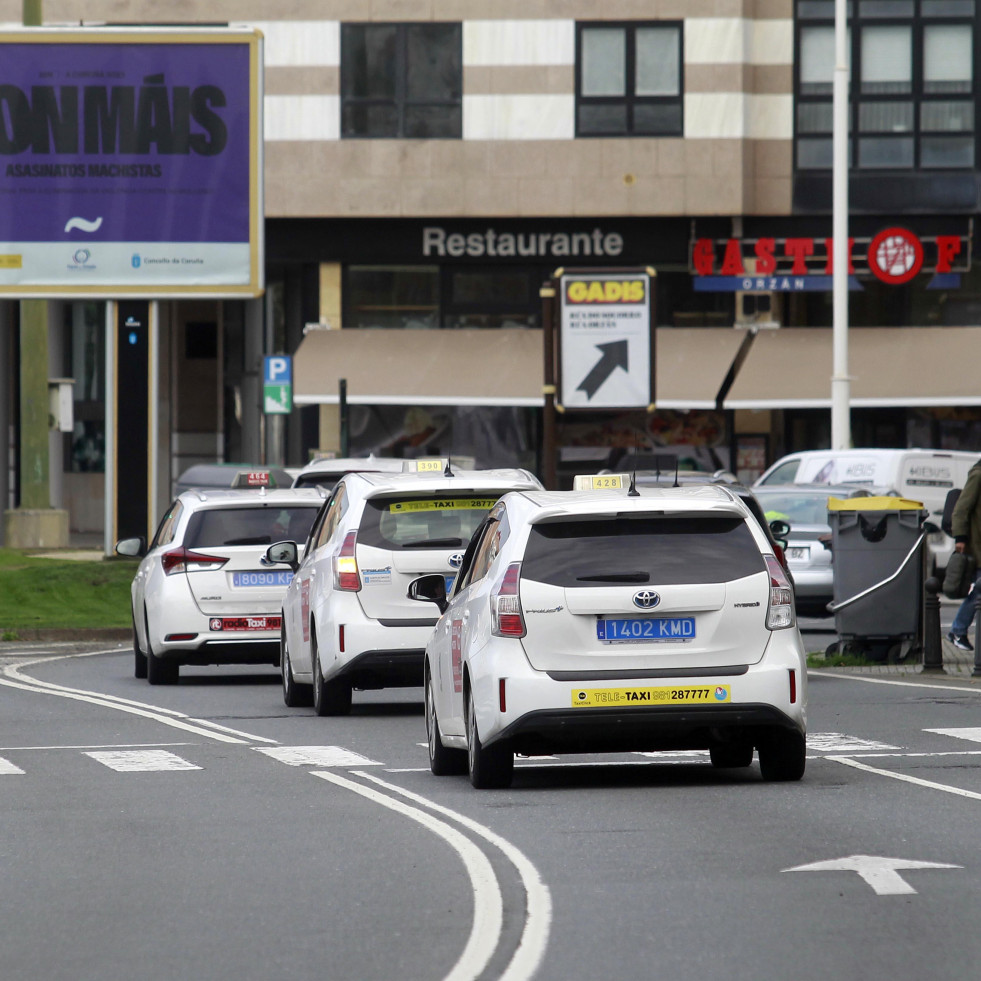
(232, 470, 274, 488)
(573, 473, 628, 490)
(403, 458, 450, 473)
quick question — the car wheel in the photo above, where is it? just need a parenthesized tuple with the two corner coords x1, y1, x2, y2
(145, 612, 178, 686)
(311, 630, 351, 717)
(709, 741, 754, 768)
(281, 623, 312, 708)
(426, 669, 466, 776)
(133, 616, 147, 680)
(466, 686, 513, 789)
(757, 731, 806, 782)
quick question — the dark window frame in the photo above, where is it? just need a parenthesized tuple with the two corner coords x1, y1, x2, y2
(575, 20, 684, 138)
(794, 1, 977, 172)
(340, 21, 462, 139)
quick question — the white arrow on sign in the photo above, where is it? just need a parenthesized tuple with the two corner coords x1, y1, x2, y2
(783, 855, 961, 895)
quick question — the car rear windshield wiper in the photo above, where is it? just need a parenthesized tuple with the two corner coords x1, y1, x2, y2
(400, 537, 465, 548)
(575, 572, 650, 583)
(223, 536, 272, 546)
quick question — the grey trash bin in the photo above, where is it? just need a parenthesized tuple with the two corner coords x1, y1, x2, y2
(827, 496, 927, 661)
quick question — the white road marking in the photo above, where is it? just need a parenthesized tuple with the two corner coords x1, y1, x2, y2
(0, 653, 278, 745)
(313, 770, 503, 981)
(256, 746, 381, 767)
(807, 733, 901, 752)
(358, 770, 552, 981)
(925, 727, 981, 744)
(811, 670, 981, 696)
(85, 750, 202, 772)
(783, 855, 961, 896)
(0, 756, 25, 774)
(828, 755, 981, 801)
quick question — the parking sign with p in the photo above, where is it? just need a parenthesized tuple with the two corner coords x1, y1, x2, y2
(264, 355, 293, 415)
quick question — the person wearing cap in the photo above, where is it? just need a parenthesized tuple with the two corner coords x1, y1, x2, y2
(948, 458, 981, 652)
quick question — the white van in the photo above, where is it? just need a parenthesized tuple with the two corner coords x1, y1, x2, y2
(754, 448, 979, 573)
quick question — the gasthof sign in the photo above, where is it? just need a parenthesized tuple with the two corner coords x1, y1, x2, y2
(558, 270, 653, 411)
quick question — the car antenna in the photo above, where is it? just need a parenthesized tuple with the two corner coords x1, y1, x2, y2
(673, 457, 680, 488)
(444, 458, 454, 477)
(628, 470, 639, 497)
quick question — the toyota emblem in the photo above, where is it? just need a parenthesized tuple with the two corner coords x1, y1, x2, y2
(448, 552, 464, 569)
(632, 590, 660, 610)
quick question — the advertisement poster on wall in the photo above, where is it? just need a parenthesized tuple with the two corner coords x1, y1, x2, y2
(0, 28, 263, 297)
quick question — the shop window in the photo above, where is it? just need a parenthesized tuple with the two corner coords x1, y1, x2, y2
(66, 301, 106, 473)
(443, 268, 539, 329)
(340, 23, 462, 138)
(795, 0, 976, 170)
(345, 266, 440, 329)
(576, 22, 683, 137)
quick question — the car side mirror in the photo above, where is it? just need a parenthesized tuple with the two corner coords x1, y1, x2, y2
(769, 518, 791, 541)
(407, 574, 448, 614)
(264, 540, 299, 572)
(115, 536, 146, 558)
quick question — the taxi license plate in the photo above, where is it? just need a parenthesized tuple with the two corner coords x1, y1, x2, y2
(232, 571, 293, 588)
(209, 616, 281, 632)
(597, 617, 695, 642)
(573, 685, 730, 707)
(787, 546, 810, 560)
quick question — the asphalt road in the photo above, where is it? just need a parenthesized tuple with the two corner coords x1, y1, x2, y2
(3, 641, 981, 981)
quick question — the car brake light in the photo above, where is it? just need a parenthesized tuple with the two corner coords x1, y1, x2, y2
(333, 531, 361, 591)
(491, 562, 525, 638)
(161, 548, 228, 576)
(765, 554, 795, 630)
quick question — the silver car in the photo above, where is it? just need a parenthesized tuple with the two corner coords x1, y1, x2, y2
(752, 484, 872, 617)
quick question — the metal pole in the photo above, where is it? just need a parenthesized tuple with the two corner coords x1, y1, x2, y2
(339, 378, 349, 457)
(540, 282, 557, 490)
(921, 578, 943, 672)
(831, 0, 851, 450)
(973, 585, 981, 677)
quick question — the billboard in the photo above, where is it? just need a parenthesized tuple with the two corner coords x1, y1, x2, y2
(0, 28, 263, 297)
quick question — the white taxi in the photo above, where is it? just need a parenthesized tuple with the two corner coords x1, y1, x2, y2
(264, 463, 542, 715)
(412, 483, 807, 789)
(116, 481, 324, 684)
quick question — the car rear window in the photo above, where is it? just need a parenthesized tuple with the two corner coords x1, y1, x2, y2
(358, 495, 503, 550)
(184, 506, 320, 548)
(520, 515, 765, 587)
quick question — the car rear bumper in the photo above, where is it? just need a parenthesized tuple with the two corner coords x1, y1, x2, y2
(154, 638, 280, 666)
(323, 611, 434, 689)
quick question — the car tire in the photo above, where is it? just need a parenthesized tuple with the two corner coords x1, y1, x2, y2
(145, 612, 178, 686)
(311, 631, 351, 717)
(281, 623, 312, 708)
(757, 731, 806, 782)
(709, 741, 754, 768)
(466, 686, 513, 789)
(426, 669, 466, 776)
(133, 616, 147, 680)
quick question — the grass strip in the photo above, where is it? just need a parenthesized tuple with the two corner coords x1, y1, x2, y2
(0, 549, 137, 636)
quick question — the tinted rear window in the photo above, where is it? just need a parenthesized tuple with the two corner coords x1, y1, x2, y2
(358, 495, 503, 550)
(521, 516, 765, 587)
(184, 506, 320, 548)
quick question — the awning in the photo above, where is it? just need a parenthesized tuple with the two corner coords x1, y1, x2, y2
(292, 327, 746, 410)
(723, 326, 981, 409)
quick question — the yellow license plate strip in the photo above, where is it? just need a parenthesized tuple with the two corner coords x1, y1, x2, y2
(389, 498, 498, 513)
(572, 685, 731, 707)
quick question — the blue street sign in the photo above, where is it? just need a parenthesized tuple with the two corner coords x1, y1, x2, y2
(264, 355, 292, 384)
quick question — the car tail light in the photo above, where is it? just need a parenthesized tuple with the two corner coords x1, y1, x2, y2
(161, 548, 228, 576)
(333, 531, 361, 591)
(789, 668, 798, 704)
(491, 562, 525, 638)
(765, 554, 795, 630)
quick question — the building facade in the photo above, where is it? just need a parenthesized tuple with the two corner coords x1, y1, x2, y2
(1, 0, 979, 543)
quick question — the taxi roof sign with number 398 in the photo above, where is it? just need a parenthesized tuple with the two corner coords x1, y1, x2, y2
(558, 270, 654, 410)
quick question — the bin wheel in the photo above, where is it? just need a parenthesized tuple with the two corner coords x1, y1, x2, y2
(887, 640, 919, 664)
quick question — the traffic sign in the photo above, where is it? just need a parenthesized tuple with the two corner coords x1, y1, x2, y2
(558, 270, 654, 410)
(264, 355, 292, 415)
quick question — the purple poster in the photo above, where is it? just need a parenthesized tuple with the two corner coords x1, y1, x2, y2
(0, 29, 263, 296)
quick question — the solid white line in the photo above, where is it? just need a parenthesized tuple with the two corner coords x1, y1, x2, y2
(0, 742, 193, 751)
(828, 755, 981, 801)
(810, 670, 981, 695)
(312, 770, 502, 981)
(357, 770, 552, 981)
(0, 655, 277, 745)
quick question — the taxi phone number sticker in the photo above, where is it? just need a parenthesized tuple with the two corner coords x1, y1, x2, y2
(572, 685, 730, 707)
(389, 499, 498, 513)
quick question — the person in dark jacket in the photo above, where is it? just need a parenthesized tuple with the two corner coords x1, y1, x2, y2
(948, 458, 981, 651)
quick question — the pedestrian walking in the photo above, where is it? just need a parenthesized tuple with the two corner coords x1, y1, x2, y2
(948, 457, 981, 651)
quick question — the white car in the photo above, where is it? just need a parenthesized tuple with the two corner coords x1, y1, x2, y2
(412, 484, 807, 789)
(116, 483, 324, 684)
(265, 466, 542, 715)
(291, 455, 405, 490)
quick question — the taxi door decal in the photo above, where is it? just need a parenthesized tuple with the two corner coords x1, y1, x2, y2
(301, 577, 311, 643)
(451, 617, 463, 693)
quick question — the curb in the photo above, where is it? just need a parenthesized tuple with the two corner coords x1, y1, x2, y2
(1, 628, 131, 643)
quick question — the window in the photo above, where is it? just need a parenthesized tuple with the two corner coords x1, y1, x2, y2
(795, 0, 976, 170)
(341, 23, 462, 138)
(345, 266, 439, 329)
(576, 22, 683, 137)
